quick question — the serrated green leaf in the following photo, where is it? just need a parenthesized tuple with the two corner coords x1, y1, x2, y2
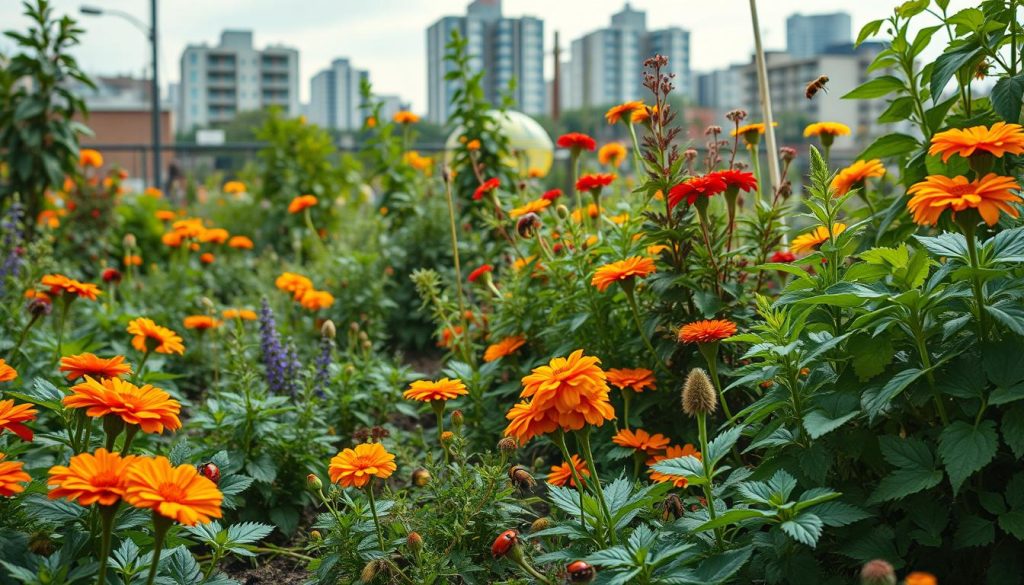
(226, 522, 274, 545)
(1002, 406, 1024, 459)
(781, 513, 824, 548)
(803, 410, 858, 440)
(938, 420, 998, 494)
(869, 468, 944, 503)
(954, 516, 994, 549)
(991, 74, 1024, 124)
(999, 510, 1024, 541)
(847, 334, 894, 381)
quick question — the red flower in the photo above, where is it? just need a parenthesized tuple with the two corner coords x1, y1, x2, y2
(770, 250, 796, 263)
(468, 264, 493, 283)
(542, 188, 563, 201)
(101, 268, 122, 284)
(709, 169, 757, 193)
(667, 175, 728, 210)
(556, 133, 596, 152)
(576, 173, 616, 192)
(473, 178, 501, 201)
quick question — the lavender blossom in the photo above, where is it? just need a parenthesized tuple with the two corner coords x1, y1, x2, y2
(283, 341, 301, 395)
(0, 203, 25, 292)
(313, 334, 333, 397)
(258, 297, 288, 393)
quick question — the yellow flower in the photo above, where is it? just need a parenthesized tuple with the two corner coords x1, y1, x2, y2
(790, 223, 847, 254)
(598, 143, 627, 167)
(803, 122, 851, 137)
(509, 198, 551, 218)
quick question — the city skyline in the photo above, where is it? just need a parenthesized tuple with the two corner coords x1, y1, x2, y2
(0, 0, 961, 115)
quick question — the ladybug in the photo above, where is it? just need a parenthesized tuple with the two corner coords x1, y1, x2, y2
(196, 462, 221, 485)
(566, 560, 596, 583)
(491, 529, 518, 558)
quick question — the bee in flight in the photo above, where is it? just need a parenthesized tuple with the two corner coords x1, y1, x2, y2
(805, 75, 830, 100)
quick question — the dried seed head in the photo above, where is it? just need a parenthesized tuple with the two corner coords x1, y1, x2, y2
(859, 560, 896, 585)
(780, 146, 797, 162)
(321, 319, 336, 339)
(497, 436, 519, 453)
(682, 368, 717, 416)
(530, 517, 551, 533)
(412, 468, 432, 487)
(726, 109, 748, 123)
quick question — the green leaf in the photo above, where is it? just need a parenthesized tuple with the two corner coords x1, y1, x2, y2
(954, 516, 995, 549)
(695, 508, 767, 532)
(843, 75, 906, 99)
(879, 436, 935, 469)
(857, 133, 920, 161)
(847, 333, 894, 381)
(812, 501, 871, 527)
(991, 74, 1023, 123)
(897, 0, 930, 17)
(781, 513, 824, 548)
(915, 232, 967, 258)
(930, 43, 981, 100)
(162, 546, 202, 585)
(938, 420, 999, 494)
(706, 426, 744, 466)
(869, 468, 944, 503)
(651, 455, 707, 486)
(999, 510, 1024, 541)
(1002, 406, 1024, 459)
(862, 368, 925, 418)
(226, 522, 274, 545)
(856, 19, 885, 46)
(803, 410, 858, 440)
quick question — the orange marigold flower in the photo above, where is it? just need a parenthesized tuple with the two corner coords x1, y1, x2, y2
(0, 400, 37, 441)
(227, 235, 254, 249)
(605, 101, 645, 125)
(598, 143, 628, 167)
(907, 173, 1022, 226)
(517, 350, 615, 433)
(155, 210, 177, 221)
(648, 444, 701, 487)
(298, 289, 335, 311)
(509, 198, 552, 218)
(393, 111, 420, 124)
(222, 308, 258, 321)
(403, 378, 468, 402)
(591, 256, 656, 292)
(831, 159, 885, 196)
(803, 122, 851, 137)
(199, 228, 229, 244)
(127, 317, 185, 355)
(631, 105, 658, 124)
(144, 187, 163, 198)
(503, 400, 560, 445)
(556, 132, 596, 152)
(124, 455, 223, 525)
(612, 428, 670, 453)
(171, 218, 205, 238)
(547, 454, 590, 487)
(571, 203, 601, 222)
(928, 122, 1024, 162)
(484, 335, 526, 362)
(275, 272, 314, 299)
(288, 194, 318, 214)
(200, 252, 216, 264)
(0, 359, 17, 383)
(38, 210, 60, 229)
(605, 368, 655, 393)
(123, 254, 143, 266)
(161, 231, 185, 247)
(47, 448, 137, 506)
(183, 316, 221, 330)
(678, 319, 737, 344)
(576, 173, 616, 193)
(79, 149, 104, 168)
(223, 181, 246, 194)
(904, 572, 938, 585)
(789, 223, 847, 255)
(65, 376, 182, 434)
(59, 353, 132, 381)
(41, 274, 101, 301)
(466, 139, 481, 151)
(0, 453, 31, 496)
(328, 442, 397, 488)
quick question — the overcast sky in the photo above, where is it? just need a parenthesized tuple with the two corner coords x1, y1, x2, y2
(0, 0, 971, 112)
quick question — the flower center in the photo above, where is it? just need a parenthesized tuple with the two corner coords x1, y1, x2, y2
(157, 482, 188, 502)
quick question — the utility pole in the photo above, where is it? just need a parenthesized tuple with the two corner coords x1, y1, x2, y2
(551, 31, 561, 124)
(150, 0, 161, 190)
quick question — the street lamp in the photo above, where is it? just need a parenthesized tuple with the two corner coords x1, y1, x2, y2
(80, 2, 162, 190)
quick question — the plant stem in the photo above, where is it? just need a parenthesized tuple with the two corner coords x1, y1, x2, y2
(55, 297, 71, 361)
(912, 323, 949, 426)
(442, 174, 472, 364)
(512, 556, 554, 585)
(697, 412, 725, 548)
(144, 516, 170, 585)
(367, 482, 387, 553)
(576, 428, 617, 545)
(627, 122, 644, 175)
(960, 220, 988, 338)
(621, 283, 667, 375)
(698, 343, 733, 420)
(96, 505, 117, 585)
(553, 432, 590, 538)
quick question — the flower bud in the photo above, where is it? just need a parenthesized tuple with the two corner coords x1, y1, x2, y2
(556, 204, 570, 220)
(309, 530, 322, 541)
(200, 296, 215, 311)
(196, 462, 221, 485)
(682, 368, 717, 416)
(530, 517, 551, 533)
(440, 430, 454, 444)
(102, 268, 122, 284)
(318, 319, 336, 339)
(451, 409, 464, 430)
(412, 468, 431, 487)
(406, 531, 423, 555)
(123, 233, 137, 248)
(779, 146, 797, 162)
(859, 560, 896, 585)
(306, 473, 323, 491)
(497, 437, 518, 454)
